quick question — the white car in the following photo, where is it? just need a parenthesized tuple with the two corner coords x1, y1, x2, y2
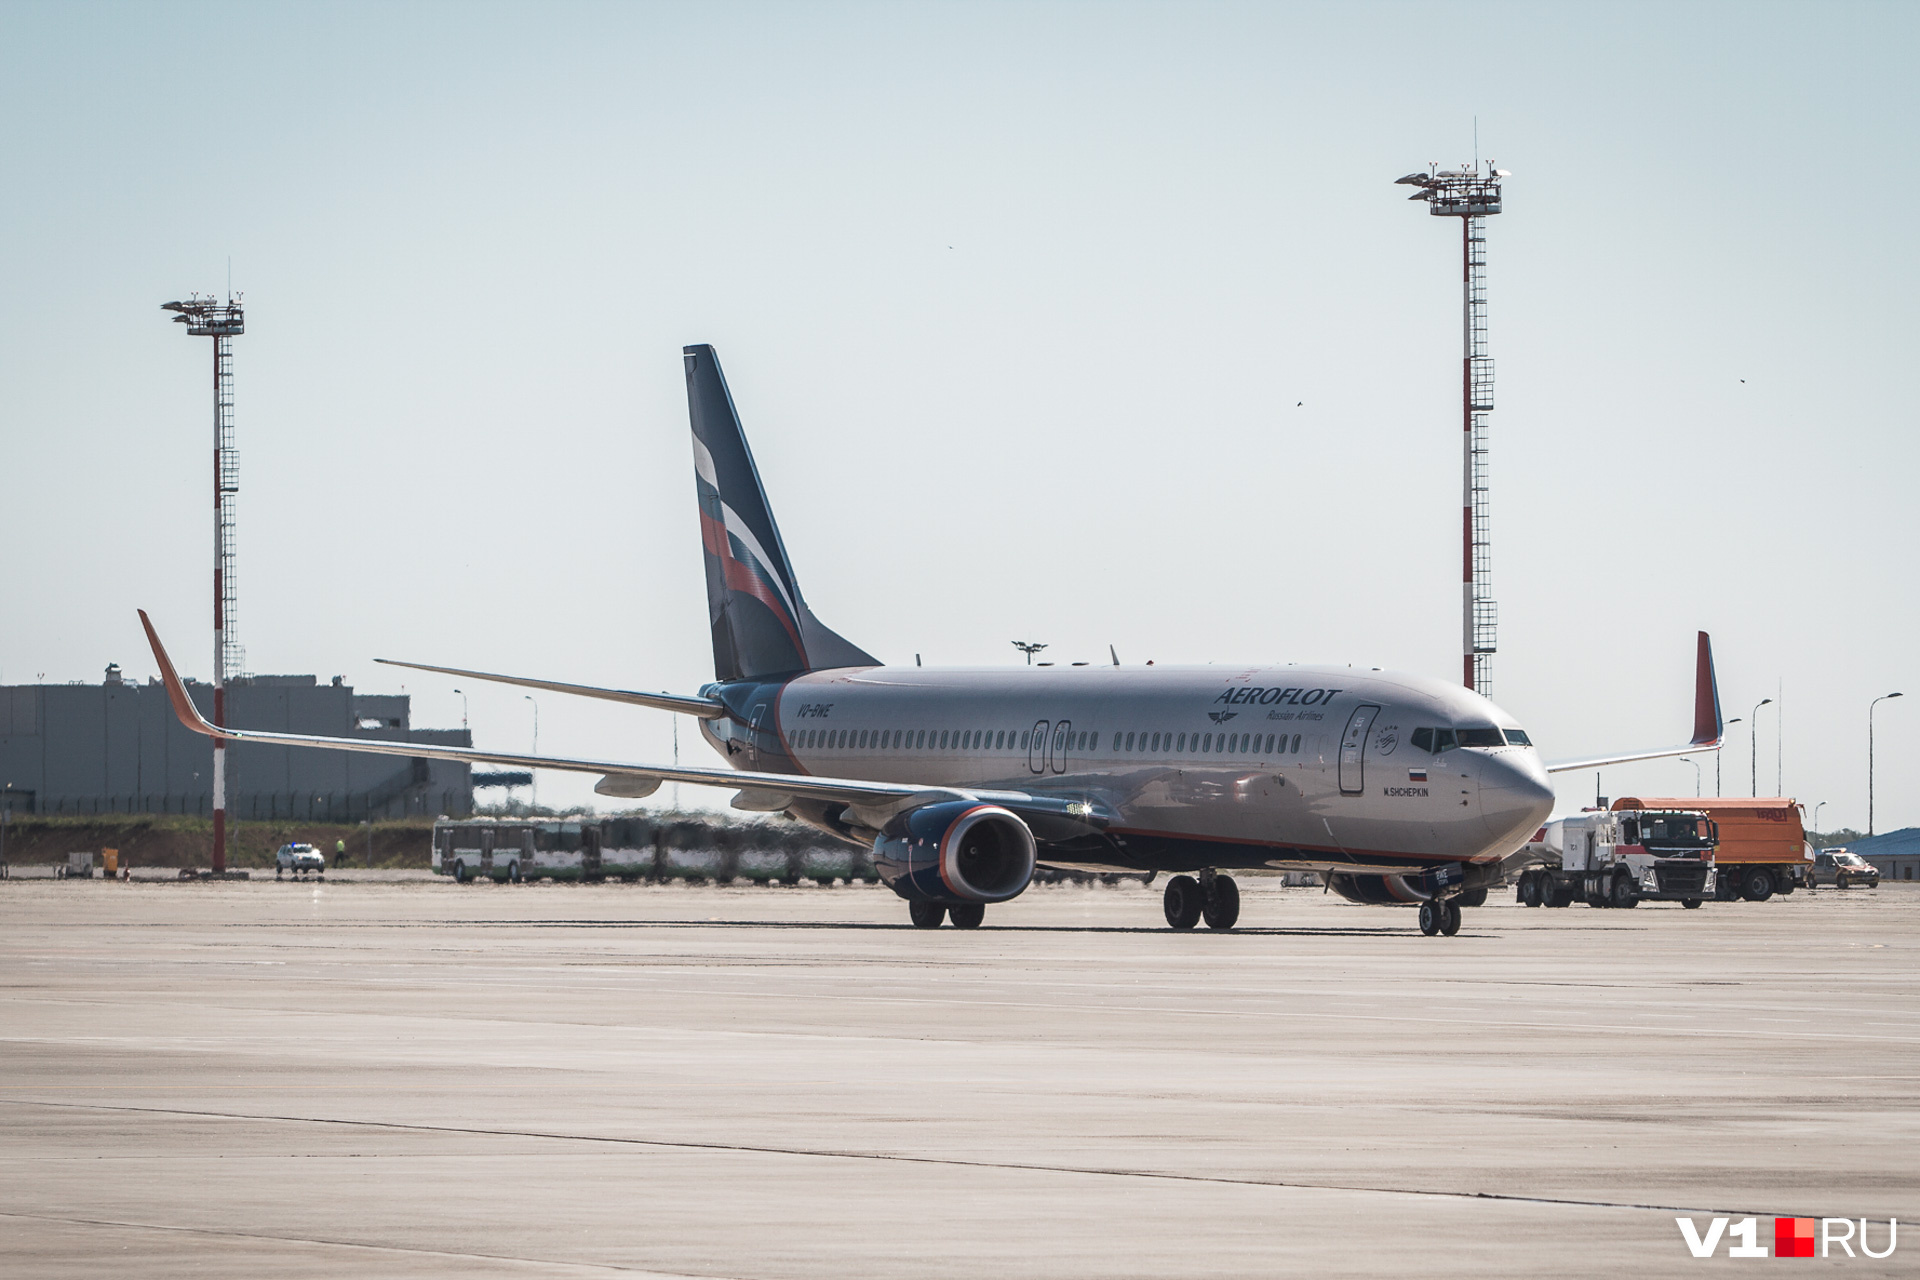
(276, 843, 326, 879)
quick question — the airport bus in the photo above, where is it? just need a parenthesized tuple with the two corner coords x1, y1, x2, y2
(430, 816, 879, 885)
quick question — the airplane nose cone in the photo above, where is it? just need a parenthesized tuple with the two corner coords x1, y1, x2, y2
(1479, 752, 1555, 848)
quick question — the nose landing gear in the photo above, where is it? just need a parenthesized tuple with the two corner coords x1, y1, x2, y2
(1418, 897, 1462, 936)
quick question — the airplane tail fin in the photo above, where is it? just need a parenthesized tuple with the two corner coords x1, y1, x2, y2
(1692, 630, 1723, 748)
(683, 345, 878, 683)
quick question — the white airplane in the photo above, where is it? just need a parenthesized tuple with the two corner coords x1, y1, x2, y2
(138, 344, 1723, 936)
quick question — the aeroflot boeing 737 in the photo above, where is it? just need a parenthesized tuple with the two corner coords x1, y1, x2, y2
(138, 344, 1723, 936)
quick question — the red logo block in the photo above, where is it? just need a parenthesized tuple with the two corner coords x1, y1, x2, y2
(1775, 1217, 1816, 1258)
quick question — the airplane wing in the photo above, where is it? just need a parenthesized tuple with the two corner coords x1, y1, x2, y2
(139, 612, 1093, 827)
(372, 657, 726, 719)
(1544, 630, 1723, 775)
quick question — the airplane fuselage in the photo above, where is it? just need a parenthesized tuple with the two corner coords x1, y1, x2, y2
(699, 661, 1555, 880)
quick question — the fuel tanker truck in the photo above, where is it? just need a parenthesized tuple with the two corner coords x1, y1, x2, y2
(1513, 806, 1718, 909)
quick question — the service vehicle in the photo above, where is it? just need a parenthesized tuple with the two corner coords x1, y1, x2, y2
(1514, 807, 1717, 908)
(1811, 848, 1881, 889)
(431, 817, 879, 885)
(275, 842, 326, 879)
(1610, 797, 1812, 900)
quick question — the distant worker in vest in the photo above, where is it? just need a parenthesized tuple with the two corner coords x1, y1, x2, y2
(334, 838, 347, 869)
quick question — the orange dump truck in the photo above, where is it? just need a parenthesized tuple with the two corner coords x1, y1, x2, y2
(1611, 797, 1812, 901)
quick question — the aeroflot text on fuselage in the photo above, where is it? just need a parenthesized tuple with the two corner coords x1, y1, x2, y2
(1213, 687, 1344, 706)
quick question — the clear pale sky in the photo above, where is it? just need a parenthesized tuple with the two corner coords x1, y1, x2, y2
(2, 1, 1914, 830)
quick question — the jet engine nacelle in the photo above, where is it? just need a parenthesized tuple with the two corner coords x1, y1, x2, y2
(1326, 869, 1491, 906)
(1325, 871, 1426, 905)
(872, 801, 1037, 904)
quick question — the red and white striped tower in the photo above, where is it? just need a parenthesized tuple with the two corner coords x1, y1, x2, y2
(162, 295, 246, 873)
(1395, 163, 1507, 694)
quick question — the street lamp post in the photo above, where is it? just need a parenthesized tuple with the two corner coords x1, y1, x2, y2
(1813, 801, 1826, 843)
(1870, 692, 1903, 836)
(1012, 641, 1047, 665)
(452, 688, 468, 732)
(524, 695, 539, 812)
(1718, 718, 1741, 796)
(1679, 756, 1700, 798)
(1750, 698, 1773, 796)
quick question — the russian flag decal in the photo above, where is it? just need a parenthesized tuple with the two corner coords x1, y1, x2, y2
(1408, 767, 1428, 782)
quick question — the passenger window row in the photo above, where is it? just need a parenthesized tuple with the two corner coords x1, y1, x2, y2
(789, 725, 1306, 758)
(1116, 730, 1304, 756)
(791, 726, 1044, 753)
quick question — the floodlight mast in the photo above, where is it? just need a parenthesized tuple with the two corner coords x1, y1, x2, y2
(1395, 163, 1508, 694)
(161, 293, 246, 874)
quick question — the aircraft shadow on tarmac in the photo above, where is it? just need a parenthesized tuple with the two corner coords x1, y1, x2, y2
(442, 918, 1436, 938)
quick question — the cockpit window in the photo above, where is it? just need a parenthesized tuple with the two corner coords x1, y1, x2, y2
(1503, 728, 1532, 746)
(1455, 727, 1506, 748)
(1411, 727, 1457, 754)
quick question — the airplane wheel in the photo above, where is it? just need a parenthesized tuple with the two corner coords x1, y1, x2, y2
(1202, 875, 1240, 930)
(1418, 899, 1441, 936)
(1440, 899, 1462, 935)
(1682, 898, 1702, 909)
(1455, 886, 1487, 909)
(948, 903, 985, 929)
(909, 901, 947, 929)
(1163, 875, 1203, 930)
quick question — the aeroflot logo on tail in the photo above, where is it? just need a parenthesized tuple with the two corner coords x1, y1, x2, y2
(1676, 1217, 1896, 1259)
(1213, 687, 1343, 706)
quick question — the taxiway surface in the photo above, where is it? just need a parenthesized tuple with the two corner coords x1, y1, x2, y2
(2, 878, 1913, 1277)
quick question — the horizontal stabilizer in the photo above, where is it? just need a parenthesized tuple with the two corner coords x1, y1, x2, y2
(373, 657, 725, 719)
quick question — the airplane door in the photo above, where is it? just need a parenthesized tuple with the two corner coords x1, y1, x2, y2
(1339, 704, 1382, 795)
(1028, 720, 1050, 775)
(748, 703, 768, 769)
(1051, 720, 1072, 775)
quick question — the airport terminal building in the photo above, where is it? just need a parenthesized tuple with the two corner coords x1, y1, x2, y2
(0, 666, 471, 819)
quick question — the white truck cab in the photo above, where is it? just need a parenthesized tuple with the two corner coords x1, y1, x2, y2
(1516, 808, 1717, 909)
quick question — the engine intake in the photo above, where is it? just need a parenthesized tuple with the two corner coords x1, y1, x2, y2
(872, 801, 1036, 904)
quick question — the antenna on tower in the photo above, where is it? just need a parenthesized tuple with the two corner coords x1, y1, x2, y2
(1393, 160, 1508, 695)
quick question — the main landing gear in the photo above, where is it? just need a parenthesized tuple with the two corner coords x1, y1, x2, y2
(908, 901, 987, 929)
(1418, 897, 1462, 937)
(1163, 871, 1240, 930)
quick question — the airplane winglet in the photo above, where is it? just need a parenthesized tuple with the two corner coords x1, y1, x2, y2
(1544, 628, 1729, 774)
(138, 610, 221, 740)
(1691, 630, 1722, 748)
